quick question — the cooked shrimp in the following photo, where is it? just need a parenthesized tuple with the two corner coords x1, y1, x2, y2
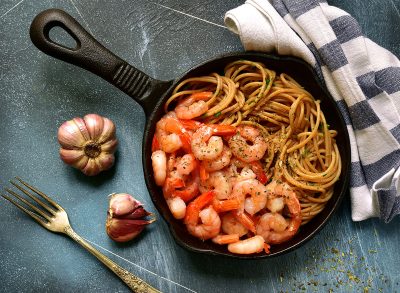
(174, 154, 200, 202)
(186, 206, 221, 240)
(162, 117, 192, 153)
(233, 167, 257, 184)
(155, 122, 181, 153)
(155, 114, 190, 153)
(184, 191, 221, 240)
(227, 158, 256, 186)
(163, 153, 183, 192)
(191, 124, 236, 161)
(234, 211, 256, 234)
(175, 153, 197, 176)
(175, 92, 212, 119)
(212, 198, 241, 213)
(166, 152, 177, 172)
(227, 158, 268, 185)
(256, 181, 301, 244)
(193, 130, 223, 161)
(162, 153, 200, 202)
(162, 175, 185, 198)
(202, 145, 232, 172)
(187, 206, 221, 240)
(221, 212, 248, 237)
(249, 161, 268, 184)
(152, 135, 160, 152)
(256, 212, 288, 237)
(265, 181, 301, 211)
(228, 125, 268, 163)
(163, 171, 199, 202)
(231, 178, 268, 215)
(166, 197, 186, 219)
(199, 170, 232, 200)
(173, 176, 199, 202)
(178, 119, 202, 132)
(151, 150, 167, 186)
(267, 197, 285, 213)
(212, 234, 240, 245)
(227, 235, 265, 254)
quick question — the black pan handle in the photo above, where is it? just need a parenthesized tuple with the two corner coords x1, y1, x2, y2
(29, 9, 171, 115)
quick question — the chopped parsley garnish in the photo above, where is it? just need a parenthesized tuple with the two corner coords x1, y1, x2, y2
(214, 111, 222, 117)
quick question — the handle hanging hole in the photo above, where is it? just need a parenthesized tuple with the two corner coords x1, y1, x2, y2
(48, 26, 79, 50)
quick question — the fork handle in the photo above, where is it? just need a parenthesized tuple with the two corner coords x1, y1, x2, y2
(63, 226, 160, 293)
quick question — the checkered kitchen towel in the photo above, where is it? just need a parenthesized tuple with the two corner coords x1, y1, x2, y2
(225, 0, 400, 222)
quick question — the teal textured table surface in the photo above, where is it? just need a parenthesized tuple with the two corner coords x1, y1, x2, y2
(1, 1, 400, 292)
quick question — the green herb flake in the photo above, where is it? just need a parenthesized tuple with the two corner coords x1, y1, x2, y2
(331, 247, 339, 254)
(214, 111, 222, 117)
(310, 280, 319, 286)
(302, 148, 310, 158)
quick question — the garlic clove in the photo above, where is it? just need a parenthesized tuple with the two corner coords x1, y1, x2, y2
(73, 155, 90, 170)
(96, 153, 115, 173)
(101, 139, 118, 153)
(58, 120, 87, 149)
(81, 158, 102, 176)
(106, 218, 151, 242)
(98, 117, 116, 144)
(84, 114, 104, 140)
(109, 193, 138, 216)
(106, 193, 155, 242)
(72, 117, 91, 141)
(118, 206, 152, 219)
(60, 148, 86, 165)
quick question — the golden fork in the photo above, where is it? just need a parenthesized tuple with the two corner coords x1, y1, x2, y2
(1, 177, 160, 293)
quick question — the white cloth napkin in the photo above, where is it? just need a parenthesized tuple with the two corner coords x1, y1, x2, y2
(225, 0, 400, 222)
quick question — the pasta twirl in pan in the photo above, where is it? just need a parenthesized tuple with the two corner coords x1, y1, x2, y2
(153, 59, 341, 255)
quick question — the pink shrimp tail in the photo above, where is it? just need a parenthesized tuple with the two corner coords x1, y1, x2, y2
(184, 190, 215, 225)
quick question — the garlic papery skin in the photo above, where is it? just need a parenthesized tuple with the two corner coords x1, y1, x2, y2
(58, 114, 118, 176)
(106, 193, 155, 242)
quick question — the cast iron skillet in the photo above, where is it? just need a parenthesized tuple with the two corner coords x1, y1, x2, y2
(30, 9, 350, 258)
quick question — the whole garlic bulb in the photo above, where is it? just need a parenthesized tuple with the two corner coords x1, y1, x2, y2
(58, 114, 118, 176)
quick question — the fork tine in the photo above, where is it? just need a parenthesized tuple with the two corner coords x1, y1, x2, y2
(4, 188, 52, 221)
(10, 180, 57, 216)
(14, 177, 62, 212)
(1, 193, 48, 228)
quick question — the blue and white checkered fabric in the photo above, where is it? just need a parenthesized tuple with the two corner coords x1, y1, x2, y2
(225, 0, 400, 222)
